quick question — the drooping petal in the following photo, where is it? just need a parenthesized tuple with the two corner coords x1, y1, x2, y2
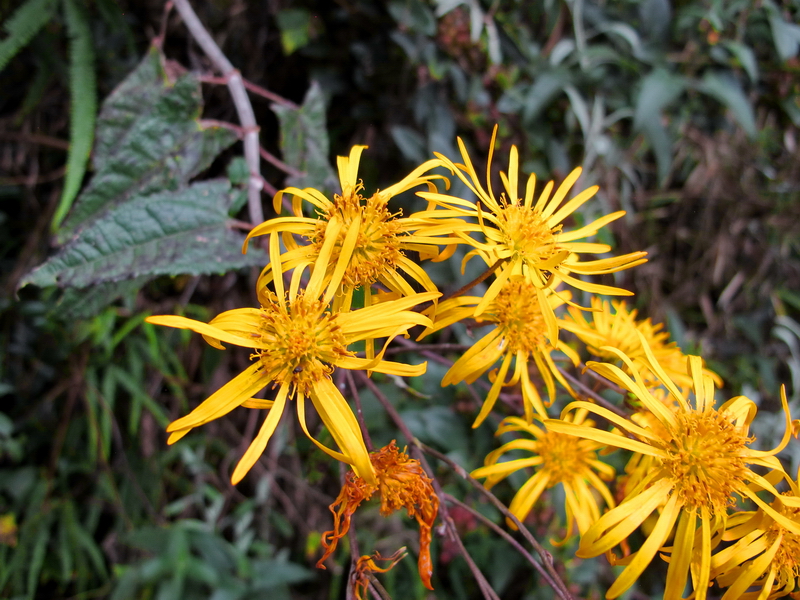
(166, 362, 267, 434)
(230, 385, 290, 484)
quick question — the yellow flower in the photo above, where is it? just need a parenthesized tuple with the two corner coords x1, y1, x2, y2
(317, 441, 438, 591)
(545, 335, 797, 600)
(146, 225, 438, 486)
(711, 472, 800, 600)
(561, 297, 722, 392)
(420, 277, 579, 425)
(244, 145, 456, 312)
(472, 411, 615, 542)
(419, 125, 647, 332)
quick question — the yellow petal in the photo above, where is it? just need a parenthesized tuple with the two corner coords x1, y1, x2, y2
(146, 315, 263, 350)
(166, 362, 266, 433)
(230, 385, 289, 484)
(606, 493, 681, 599)
(310, 378, 376, 485)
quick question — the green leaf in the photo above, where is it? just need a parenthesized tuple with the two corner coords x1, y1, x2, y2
(768, 11, 800, 61)
(55, 276, 153, 320)
(695, 72, 756, 138)
(271, 82, 337, 192)
(20, 181, 268, 289)
(0, 0, 57, 72)
(276, 8, 313, 55)
(722, 41, 759, 83)
(633, 69, 686, 184)
(58, 49, 238, 241)
(521, 71, 569, 125)
(52, 0, 97, 232)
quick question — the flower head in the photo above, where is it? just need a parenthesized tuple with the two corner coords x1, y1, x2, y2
(562, 297, 722, 392)
(146, 232, 437, 486)
(472, 411, 615, 542)
(317, 441, 438, 590)
(419, 126, 647, 327)
(421, 277, 578, 425)
(244, 146, 455, 311)
(545, 334, 796, 600)
(711, 470, 800, 600)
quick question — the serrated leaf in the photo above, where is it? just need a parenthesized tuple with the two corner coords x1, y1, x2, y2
(21, 181, 267, 289)
(271, 82, 337, 191)
(58, 50, 238, 241)
(695, 72, 756, 138)
(55, 276, 153, 320)
(52, 0, 97, 231)
(0, 0, 57, 72)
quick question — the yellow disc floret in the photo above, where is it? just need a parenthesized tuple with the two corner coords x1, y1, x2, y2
(482, 279, 548, 355)
(495, 203, 562, 267)
(256, 290, 351, 395)
(310, 184, 404, 290)
(659, 409, 750, 514)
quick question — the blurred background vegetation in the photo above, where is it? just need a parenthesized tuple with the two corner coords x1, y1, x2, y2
(1, 0, 799, 598)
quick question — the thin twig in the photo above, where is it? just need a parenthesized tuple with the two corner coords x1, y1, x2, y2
(345, 370, 374, 451)
(0, 131, 70, 150)
(581, 362, 627, 396)
(416, 441, 573, 600)
(260, 146, 305, 178)
(442, 259, 504, 301)
(172, 0, 264, 224)
(365, 571, 393, 600)
(198, 74, 299, 109)
(556, 365, 629, 419)
(243, 78, 299, 109)
(384, 343, 471, 356)
(443, 493, 545, 579)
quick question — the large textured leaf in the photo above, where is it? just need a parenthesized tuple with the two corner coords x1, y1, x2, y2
(272, 82, 337, 191)
(21, 181, 266, 289)
(58, 49, 238, 241)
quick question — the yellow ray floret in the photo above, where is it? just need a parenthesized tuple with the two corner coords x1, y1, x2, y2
(243, 144, 459, 312)
(561, 296, 722, 392)
(545, 333, 796, 600)
(472, 411, 615, 542)
(146, 234, 439, 486)
(419, 125, 647, 316)
(420, 277, 578, 425)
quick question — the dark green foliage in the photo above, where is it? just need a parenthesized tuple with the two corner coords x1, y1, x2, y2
(21, 181, 263, 288)
(1, 1, 799, 599)
(272, 82, 338, 192)
(0, 0, 57, 72)
(57, 49, 239, 239)
(54, 0, 97, 231)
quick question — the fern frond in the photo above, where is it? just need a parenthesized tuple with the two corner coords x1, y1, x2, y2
(52, 0, 97, 232)
(0, 0, 58, 72)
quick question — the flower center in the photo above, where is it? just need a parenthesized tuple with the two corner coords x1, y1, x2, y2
(768, 496, 800, 577)
(482, 279, 548, 354)
(659, 410, 750, 513)
(495, 203, 561, 267)
(310, 185, 404, 289)
(536, 430, 593, 483)
(255, 291, 351, 395)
